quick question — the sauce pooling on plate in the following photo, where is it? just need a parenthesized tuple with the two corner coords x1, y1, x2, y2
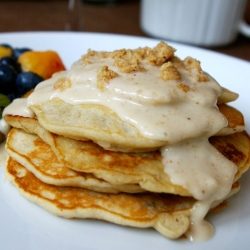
(3, 42, 237, 241)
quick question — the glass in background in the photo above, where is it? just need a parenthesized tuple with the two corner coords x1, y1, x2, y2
(65, 0, 117, 31)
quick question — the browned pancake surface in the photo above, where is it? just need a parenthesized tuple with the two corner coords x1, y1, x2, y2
(210, 131, 250, 181)
(217, 104, 245, 135)
(6, 157, 192, 239)
(5, 157, 241, 239)
(6, 128, 143, 194)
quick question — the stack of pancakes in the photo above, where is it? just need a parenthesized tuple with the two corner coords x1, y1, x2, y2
(3, 42, 250, 241)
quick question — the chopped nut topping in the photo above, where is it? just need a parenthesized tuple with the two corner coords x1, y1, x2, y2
(54, 77, 72, 92)
(184, 57, 209, 82)
(184, 57, 203, 72)
(80, 42, 176, 74)
(160, 62, 181, 81)
(109, 49, 145, 73)
(177, 83, 190, 92)
(146, 41, 176, 66)
(195, 74, 210, 82)
(82, 60, 92, 65)
(81, 49, 107, 65)
(82, 49, 107, 59)
(79, 42, 210, 84)
(97, 66, 118, 90)
(171, 56, 185, 67)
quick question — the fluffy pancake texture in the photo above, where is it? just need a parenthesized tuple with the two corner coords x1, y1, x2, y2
(209, 131, 250, 181)
(5, 128, 144, 194)
(5, 123, 250, 197)
(217, 87, 239, 104)
(4, 101, 245, 153)
(30, 99, 164, 152)
(25, 100, 244, 152)
(217, 104, 245, 136)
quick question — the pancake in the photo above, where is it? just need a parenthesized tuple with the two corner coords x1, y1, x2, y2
(30, 99, 166, 152)
(5, 127, 188, 196)
(52, 130, 250, 186)
(5, 128, 143, 194)
(28, 87, 240, 147)
(216, 104, 245, 136)
(4, 102, 245, 154)
(217, 87, 239, 104)
(29, 100, 243, 152)
(5, 126, 250, 197)
(4, 156, 240, 240)
(209, 131, 250, 181)
(4, 109, 249, 197)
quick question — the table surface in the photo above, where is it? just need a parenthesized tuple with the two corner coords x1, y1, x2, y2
(0, 0, 250, 62)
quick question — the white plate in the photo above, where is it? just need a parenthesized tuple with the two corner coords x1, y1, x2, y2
(0, 32, 250, 250)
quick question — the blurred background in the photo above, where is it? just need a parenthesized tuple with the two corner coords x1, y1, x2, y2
(0, 0, 249, 61)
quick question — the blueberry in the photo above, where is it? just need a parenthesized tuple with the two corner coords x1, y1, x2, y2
(13, 48, 31, 60)
(0, 56, 21, 73)
(15, 72, 43, 97)
(0, 65, 17, 95)
(7, 92, 16, 102)
(0, 44, 12, 49)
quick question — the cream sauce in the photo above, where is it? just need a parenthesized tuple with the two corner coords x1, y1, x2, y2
(2, 48, 237, 241)
(0, 118, 11, 136)
(3, 98, 35, 118)
(4, 59, 226, 143)
(161, 138, 237, 241)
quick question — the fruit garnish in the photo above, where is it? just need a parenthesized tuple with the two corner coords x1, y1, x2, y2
(0, 56, 21, 73)
(0, 65, 17, 95)
(15, 72, 43, 97)
(18, 50, 66, 79)
(13, 48, 31, 60)
(0, 44, 66, 143)
(0, 44, 13, 59)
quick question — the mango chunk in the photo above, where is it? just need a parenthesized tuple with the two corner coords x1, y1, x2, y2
(18, 50, 66, 79)
(0, 46, 13, 59)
